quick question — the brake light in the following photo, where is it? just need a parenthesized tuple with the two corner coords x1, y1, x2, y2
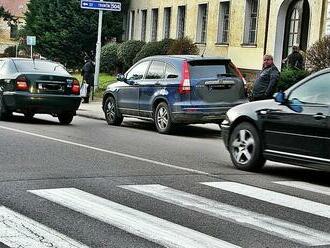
(72, 79, 80, 95)
(178, 60, 191, 94)
(16, 76, 29, 91)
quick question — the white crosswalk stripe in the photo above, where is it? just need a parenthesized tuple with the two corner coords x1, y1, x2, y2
(201, 182, 330, 218)
(29, 188, 241, 248)
(274, 181, 330, 196)
(120, 184, 330, 246)
(0, 206, 88, 248)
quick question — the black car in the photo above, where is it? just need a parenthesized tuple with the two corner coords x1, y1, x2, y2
(221, 68, 330, 172)
(0, 58, 81, 124)
(103, 55, 248, 134)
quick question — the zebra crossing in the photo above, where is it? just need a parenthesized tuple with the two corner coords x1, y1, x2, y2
(0, 180, 329, 248)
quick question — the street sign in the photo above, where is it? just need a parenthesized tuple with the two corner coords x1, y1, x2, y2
(26, 36, 36, 46)
(80, 0, 121, 11)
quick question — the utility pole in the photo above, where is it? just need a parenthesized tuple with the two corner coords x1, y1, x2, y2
(93, 0, 103, 92)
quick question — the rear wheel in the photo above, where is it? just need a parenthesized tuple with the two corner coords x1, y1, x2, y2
(58, 112, 74, 125)
(154, 102, 174, 134)
(229, 122, 265, 171)
(24, 112, 35, 120)
(0, 98, 11, 121)
(104, 96, 123, 126)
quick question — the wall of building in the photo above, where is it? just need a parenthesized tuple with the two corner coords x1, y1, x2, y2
(128, 0, 328, 73)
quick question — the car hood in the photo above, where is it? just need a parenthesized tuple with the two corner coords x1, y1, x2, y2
(226, 99, 280, 122)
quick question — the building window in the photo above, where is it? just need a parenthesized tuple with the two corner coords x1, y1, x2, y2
(130, 10, 135, 40)
(151, 8, 159, 41)
(177, 5, 186, 39)
(141, 10, 147, 41)
(196, 4, 208, 43)
(217, 1, 230, 44)
(327, 0, 330, 35)
(243, 0, 259, 45)
(287, 7, 300, 54)
(10, 24, 18, 39)
(163, 7, 171, 39)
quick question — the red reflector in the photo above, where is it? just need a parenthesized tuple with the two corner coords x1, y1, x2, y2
(178, 60, 191, 94)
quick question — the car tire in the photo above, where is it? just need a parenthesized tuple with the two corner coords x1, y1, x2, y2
(229, 122, 265, 171)
(0, 98, 11, 121)
(154, 102, 174, 134)
(58, 112, 74, 125)
(104, 96, 123, 126)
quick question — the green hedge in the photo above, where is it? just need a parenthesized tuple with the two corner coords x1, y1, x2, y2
(100, 42, 120, 73)
(117, 40, 145, 70)
(278, 67, 309, 91)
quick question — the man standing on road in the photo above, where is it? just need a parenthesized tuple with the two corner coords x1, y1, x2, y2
(252, 55, 280, 101)
(81, 56, 95, 103)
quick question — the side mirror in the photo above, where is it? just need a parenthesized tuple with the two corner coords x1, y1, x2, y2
(117, 74, 126, 82)
(274, 92, 286, 104)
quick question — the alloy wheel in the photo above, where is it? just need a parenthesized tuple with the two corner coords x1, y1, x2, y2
(231, 129, 255, 164)
(156, 106, 169, 130)
(106, 100, 116, 122)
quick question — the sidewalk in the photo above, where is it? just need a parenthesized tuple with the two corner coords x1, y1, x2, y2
(76, 100, 220, 131)
(77, 100, 105, 120)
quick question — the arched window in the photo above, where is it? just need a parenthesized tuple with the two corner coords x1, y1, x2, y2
(287, 6, 300, 54)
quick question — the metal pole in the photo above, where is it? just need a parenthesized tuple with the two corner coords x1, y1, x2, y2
(30, 45, 33, 59)
(15, 44, 18, 57)
(93, 2, 103, 92)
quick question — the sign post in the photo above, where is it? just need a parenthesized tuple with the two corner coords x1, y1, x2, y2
(26, 36, 36, 59)
(80, 0, 121, 92)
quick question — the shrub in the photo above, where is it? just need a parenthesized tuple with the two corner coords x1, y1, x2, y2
(117, 40, 145, 70)
(167, 37, 199, 55)
(277, 67, 309, 91)
(305, 36, 330, 73)
(3, 45, 29, 57)
(100, 42, 120, 73)
(133, 41, 166, 64)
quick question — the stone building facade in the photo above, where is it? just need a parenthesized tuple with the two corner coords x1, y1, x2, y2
(125, 0, 329, 74)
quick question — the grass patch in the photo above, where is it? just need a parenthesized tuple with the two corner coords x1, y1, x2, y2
(73, 73, 117, 99)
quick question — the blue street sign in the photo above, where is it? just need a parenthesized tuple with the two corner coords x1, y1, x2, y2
(80, 0, 121, 11)
(26, 36, 36, 46)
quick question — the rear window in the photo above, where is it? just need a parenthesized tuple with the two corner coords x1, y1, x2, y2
(13, 60, 70, 75)
(188, 60, 240, 79)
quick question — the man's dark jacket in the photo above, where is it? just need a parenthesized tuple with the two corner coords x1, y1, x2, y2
(252, 64, 280, 99)
(287, 51, 304, 69)
(81, 61, 95, 85)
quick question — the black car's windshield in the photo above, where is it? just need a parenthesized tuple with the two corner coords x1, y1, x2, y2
(13, 60, 70, 75)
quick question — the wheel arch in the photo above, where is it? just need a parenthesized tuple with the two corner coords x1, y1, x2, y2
(102, 92, 116, 110)
(152, 97, 169, 117)
(228, 116, 261, 143)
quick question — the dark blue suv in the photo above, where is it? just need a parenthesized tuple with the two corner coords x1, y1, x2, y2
(102, 55, 248, 134)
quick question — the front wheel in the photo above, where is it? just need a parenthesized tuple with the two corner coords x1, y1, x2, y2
(104, 96, 123, 126)
(0, 98, 11, 121)
(228, 122, 265, 171)
(58, 112, 74, 125)
(154, 102, 174, 134)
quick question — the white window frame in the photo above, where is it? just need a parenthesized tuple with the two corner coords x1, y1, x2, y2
(141, 9, 147, 41)
(243, 0, 259, 45)
(177, 5, 186, 39)
(217, 0, 230, 44)
(163, 7, 171, 39)
(196, 3, 208, 44)
(151, 8, 159, 41)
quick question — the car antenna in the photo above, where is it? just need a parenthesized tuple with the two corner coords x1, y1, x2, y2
(201, 46, 207, 58)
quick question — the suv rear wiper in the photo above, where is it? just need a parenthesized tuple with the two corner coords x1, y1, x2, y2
(217, 73, 237, 77)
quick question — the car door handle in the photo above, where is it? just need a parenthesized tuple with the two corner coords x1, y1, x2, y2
(155, 82, 161, 86)
(313, 113, 326, 120)
(133, 82, 139, 86)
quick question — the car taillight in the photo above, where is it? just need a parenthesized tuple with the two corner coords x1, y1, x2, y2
(72, 79, 80, 95)
(16, 76, 29, 91)
(230, 62, 248, 96)
(178, 60, 191, 94)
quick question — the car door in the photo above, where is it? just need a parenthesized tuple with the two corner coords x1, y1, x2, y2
(261, 72, 330, 161)
(139, 60, 165, 117)
(117, 60, 150, 116)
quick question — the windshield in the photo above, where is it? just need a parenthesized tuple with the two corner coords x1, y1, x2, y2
(13, 60, 70, 75)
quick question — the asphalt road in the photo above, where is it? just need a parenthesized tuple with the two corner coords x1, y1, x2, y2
(0, 114, 329, 248)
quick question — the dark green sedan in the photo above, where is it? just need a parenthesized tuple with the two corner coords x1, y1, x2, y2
(0, 58, 81, 124)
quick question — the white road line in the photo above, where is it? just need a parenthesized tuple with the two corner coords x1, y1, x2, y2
(0, 125, 210, 176)
(0, 206, 88, 248)
(201, 182, 330, 219)
(29, 188, 241, 248)
(274, 181, 330, 196)
(120, 184, 330, 246)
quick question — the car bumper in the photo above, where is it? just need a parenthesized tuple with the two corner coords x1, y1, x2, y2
(220, 119, 231, 149)
(3, 92, 81, 114)
(171, 111, 227, 124)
